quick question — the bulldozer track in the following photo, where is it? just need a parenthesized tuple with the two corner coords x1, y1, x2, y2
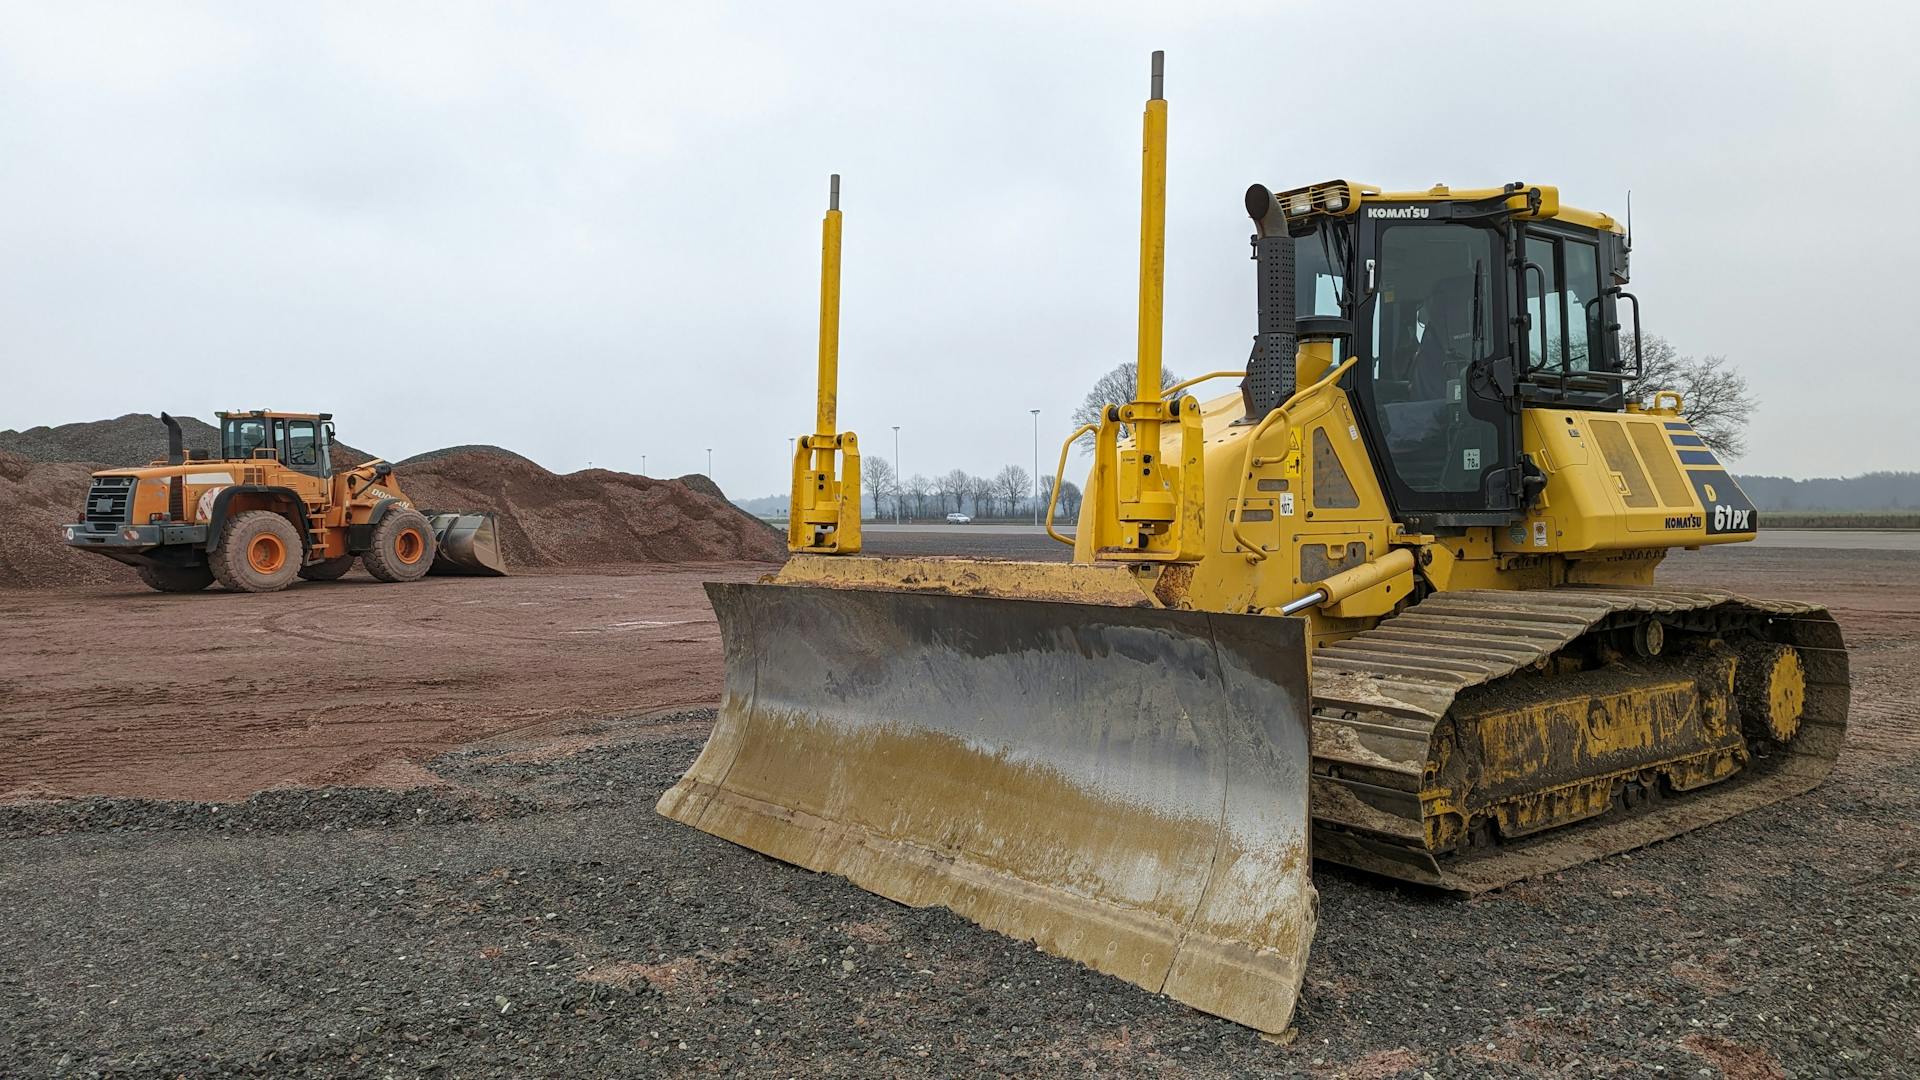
(1307, 586, 1850, 892)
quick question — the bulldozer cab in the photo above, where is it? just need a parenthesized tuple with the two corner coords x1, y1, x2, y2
(218, 411, 333, 477)
(1262, 182, 1636, 530)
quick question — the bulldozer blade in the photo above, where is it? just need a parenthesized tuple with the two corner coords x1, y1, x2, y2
(424, 512, 507, 576)
(658, 581, 1317, 1034)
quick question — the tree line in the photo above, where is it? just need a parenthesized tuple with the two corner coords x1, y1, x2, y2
(861, 457, 1082, 521)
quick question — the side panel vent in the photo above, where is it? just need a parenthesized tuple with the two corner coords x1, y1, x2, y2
(1589, 419, 1656, 509)
(1627, 422, 1694, 508)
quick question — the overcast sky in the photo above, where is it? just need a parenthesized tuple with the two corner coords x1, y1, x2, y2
(2, 1, 1914, 496)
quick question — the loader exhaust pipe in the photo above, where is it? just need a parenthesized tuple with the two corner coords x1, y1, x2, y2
(160, 412, 185, 466)
(1243, 186, 1297, 419)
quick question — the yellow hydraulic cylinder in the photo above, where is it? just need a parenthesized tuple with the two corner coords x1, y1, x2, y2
(815, 175, 842, 457)
(1094, 49, 1202, 561)
(789, 174, 861, 554)
(1134, 51, 1167, 423)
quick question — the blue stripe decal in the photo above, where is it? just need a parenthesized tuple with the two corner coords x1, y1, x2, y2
(1677, 449, 1719, 466)
(1664, 421, 1692, 430)
(1668, 434, 1706, 447)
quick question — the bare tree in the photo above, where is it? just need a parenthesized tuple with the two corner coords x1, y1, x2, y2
(864, 455, 897, 520)
(1039, 477, 1082, 522)
(1072, 361, 1182, 453)
(994, 464, 1031, 517)
(1625, 334, 1756, 457)
(906, 473, 931, 521)
(1055, 479, 1082, 519)
(967, 474, 996, 517)
(937, 469, 970, 514)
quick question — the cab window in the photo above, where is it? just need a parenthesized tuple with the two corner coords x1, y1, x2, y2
(284, 419, 327, 474)
(1367, 223, 1501, 496)
(1525, 234, 1606, 374)
(223, 419, 270, 459)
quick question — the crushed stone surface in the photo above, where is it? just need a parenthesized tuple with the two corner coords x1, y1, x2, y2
(0, 545, 1914, 1076)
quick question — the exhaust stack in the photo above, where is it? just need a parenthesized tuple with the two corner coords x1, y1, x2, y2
(1243, 185, 1298, 419)
(160, 412, 185, 466)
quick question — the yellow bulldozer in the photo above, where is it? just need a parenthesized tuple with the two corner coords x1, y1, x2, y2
(63, 410, 505, 592)
(660, 54, 1848, 1035)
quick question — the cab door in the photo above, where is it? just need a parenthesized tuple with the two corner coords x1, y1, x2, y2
(1349, 215, 1523, 527)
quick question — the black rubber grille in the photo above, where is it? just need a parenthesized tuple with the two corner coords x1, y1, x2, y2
(82, 476, 135, 527)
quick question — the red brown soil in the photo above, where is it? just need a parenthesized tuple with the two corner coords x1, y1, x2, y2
(3, 542, 1913, 812)
(0, 565, 764, 802)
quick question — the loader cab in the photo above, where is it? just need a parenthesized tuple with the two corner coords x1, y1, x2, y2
(1268, 182, 1632, 529)
(217, 411, 334, 477)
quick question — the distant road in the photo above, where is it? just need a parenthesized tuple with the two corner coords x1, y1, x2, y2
(1747, 529, 1920, 551)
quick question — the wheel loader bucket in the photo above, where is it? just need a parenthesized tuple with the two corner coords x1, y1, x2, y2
(424, 512, 507, 576)
(658, 581, 1317, 1034)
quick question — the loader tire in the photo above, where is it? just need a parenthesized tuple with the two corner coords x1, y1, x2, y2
(137, 562, 214, 593)
(211, 511, 304, 593)
(298, 556, 357, 582)
(362, 508, 435, 583)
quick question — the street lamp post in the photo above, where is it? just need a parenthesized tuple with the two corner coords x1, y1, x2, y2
(892, 425, 901, 524)
(1030, 409, 1041, 525)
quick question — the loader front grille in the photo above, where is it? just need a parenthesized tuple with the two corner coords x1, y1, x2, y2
(82, 476, 135, 527)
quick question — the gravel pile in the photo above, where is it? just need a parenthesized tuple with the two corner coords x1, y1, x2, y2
(395, 444, 541, 469)
(0, 450, 137, 588)
(397, 450, 785, 567)
(2, 708, 1912, 1077)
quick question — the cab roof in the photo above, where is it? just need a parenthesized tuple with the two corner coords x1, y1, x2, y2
(216, 410, 333, 421)
(1263, 179, 1624, 235)
(1365, 183, 1622, 233)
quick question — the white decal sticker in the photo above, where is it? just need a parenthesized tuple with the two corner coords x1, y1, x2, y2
(1533, 521, 1549, 547)
(1279, 492, 1295, 517)
(183, 472, 235, 487)
(196, 485, 227, 523)
(1463, 448, 1481, 471)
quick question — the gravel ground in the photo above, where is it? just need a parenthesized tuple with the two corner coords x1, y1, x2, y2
(2, 702, 1914, 1078)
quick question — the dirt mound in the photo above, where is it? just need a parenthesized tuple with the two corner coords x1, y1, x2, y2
(395, 444, 540, 469)
(0, 451, 139, 589)
(397, 451, 785, 567)
(0, 413, 370, 468)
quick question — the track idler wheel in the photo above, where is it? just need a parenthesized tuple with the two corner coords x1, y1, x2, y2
(1737, 641, 1807, 745)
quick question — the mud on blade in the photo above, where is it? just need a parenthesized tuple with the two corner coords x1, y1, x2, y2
(658, 582, 1317, 1034)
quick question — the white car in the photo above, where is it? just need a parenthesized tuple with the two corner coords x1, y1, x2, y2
(945, 512, 972, 524)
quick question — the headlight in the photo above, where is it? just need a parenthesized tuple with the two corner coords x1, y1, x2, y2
(1323, 189, 1346, 212)
(121, 527, 141, 541)
(63, 526, 76, 541)
(1287, 192, 1312, 216)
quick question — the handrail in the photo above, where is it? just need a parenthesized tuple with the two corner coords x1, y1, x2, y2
(1229, 356, 1359, 561)
(1161, 370, 1246, 401)
(1044, 423, 1098, 547)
